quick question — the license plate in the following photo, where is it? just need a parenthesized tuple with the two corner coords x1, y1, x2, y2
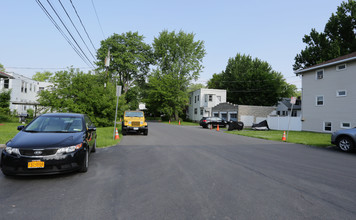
(133, 127, 139, 130)
(28, 160, 45, 169)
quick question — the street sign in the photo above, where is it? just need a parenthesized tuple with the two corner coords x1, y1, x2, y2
(290, 96, 296, 105)
(116, 85, 122, 97)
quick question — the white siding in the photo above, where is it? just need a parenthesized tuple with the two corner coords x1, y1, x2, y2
(301, 61, 356, 132)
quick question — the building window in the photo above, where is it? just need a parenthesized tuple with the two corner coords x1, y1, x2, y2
(324, 122, 332, 132)
(21, 81, 24, 92)
(336, 64, 347, 71)
(316, 70, 323, 80)
(341, 122, 351, 129)
(213, 112, 219, 117)
(337, 90, 347, 97)
(4, 79, 9, 89)
(194, 108, 197, 115)
(316, 96, 324, 106)
(197, 95, 199, 101)
(221, 113, 227, 120)
(230, 113, 237, 122)
(25, 83, 28, 93)
(200, 109, 203, 115)
(209, 95, 213, 102)
(194, 96, 196, 103)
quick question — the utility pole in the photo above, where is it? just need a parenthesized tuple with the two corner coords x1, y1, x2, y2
(113, 85, 122, 139)
(104, 47, 111, 88)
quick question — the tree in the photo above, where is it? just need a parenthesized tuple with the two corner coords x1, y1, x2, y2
(144, 69, 188, 119)
(38, 68, 127, 126)
(95, 32, 154, 93)
(32, 71, 53, 82)
(0, 63, 5, 72)
(150, 30, 206, 120)
(294, 0, 356, 70)
(207, 53, 296, 106)
(187, 83, 205, 93)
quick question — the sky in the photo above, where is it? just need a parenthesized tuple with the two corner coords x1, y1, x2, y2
(0, 0, 346, 90)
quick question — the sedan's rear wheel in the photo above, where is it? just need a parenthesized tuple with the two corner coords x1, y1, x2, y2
(337, 136, 354, 152)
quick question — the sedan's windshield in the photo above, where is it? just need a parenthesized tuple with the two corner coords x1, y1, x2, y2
(125, 112, 143, 117)
(25, 116, 83, 132)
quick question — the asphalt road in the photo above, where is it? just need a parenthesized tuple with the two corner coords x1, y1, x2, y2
(1, 122, 356, 220)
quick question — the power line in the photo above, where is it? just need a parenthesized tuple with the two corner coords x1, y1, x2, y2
(35, 0, 92, 68)
(45, 0, 95, 68)
(6, 66, 94, 70)
(57, 0, 96, 60)
(91, 0, 105, 39)
(69, 0, 97, 52)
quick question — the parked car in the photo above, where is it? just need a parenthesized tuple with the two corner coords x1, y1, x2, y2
(200, 117, 228, 129)
(0, 113, 97, 176)
(331, 128, 356, 152)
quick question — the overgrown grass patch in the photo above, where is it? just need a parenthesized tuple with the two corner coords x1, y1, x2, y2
(0, 122, 23, 144)
(226, 129, 332, 147)
(96, 126, 121, 148)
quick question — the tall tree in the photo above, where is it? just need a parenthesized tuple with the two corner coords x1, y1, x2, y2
(38, 68, 127, 126)
(32, 71, 53, 82)
(151, 30, 206, 120)
(294, 0, 356, 70)
(95, 32, 153, 93)
(0, 63, 5, 72)
(208, 53, 296, 106)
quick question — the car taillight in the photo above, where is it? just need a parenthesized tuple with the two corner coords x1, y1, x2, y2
(203, 120, 207, 122)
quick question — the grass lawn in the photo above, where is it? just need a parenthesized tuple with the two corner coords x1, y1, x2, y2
(226, 129, 332, 147)
(162, 121, 200, 126)
(0, 122, 121, 148)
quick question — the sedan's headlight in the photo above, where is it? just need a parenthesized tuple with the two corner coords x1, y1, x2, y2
(5, 147, 20, 155)
(57, 143, 83, 154)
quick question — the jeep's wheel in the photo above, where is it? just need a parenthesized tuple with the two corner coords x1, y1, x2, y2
(144, 130, 148, 136)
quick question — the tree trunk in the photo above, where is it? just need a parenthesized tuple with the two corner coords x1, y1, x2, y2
(174, 111, 179, 121)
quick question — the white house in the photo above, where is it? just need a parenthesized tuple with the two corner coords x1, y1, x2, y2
(0, 72, 53, 115)
(295, 52, 356, 133)
(187, 88, 226, 121)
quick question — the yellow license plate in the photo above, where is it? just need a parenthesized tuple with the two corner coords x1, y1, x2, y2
(28, 161, 45, 169)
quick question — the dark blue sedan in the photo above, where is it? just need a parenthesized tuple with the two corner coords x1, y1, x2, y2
(1, 113, 97, 176)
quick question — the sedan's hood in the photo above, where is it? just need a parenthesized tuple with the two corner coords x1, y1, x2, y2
(7, 131, 84, 149)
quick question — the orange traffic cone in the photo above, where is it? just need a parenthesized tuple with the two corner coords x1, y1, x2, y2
(169, 120, 170, 124)
(282, 131, 286, 141)
(115, 128, 120, 140)
(216, 124, 220, 131)
(179, 120, 181, 125)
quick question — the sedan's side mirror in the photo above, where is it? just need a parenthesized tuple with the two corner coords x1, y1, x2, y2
(88, 126, 96, 132)
(17, 125, 25, 131)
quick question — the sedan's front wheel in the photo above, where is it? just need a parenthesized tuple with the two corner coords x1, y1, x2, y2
(337, 136, 354, 152)
(79, 149, 89, 172)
